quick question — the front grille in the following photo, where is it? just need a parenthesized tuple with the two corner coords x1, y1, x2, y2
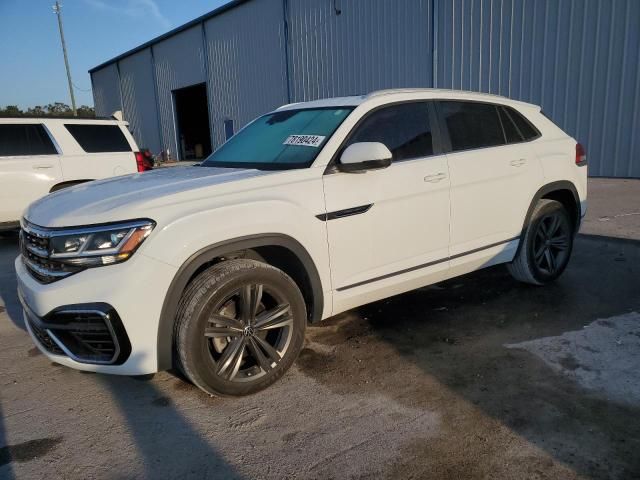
(25, 315, 64, 355)
(20, 222, 81, 284)
(21, 299, 132, 365)
(51, 312, 120, 364)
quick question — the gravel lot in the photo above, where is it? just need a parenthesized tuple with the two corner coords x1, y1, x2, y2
(1, 178, 639, 479)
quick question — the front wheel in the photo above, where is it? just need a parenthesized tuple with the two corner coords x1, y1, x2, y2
(174, 259, 306, 396)
(507, 199, 574, 285)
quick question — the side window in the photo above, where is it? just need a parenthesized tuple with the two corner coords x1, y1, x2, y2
(64, 124, 131, 153)
(0, 124, 57, 157)
(498, 106, 523, 144)
(504, 107, 539, 140)
(346, 102, 433, 161)
(439, 101, 505, 151)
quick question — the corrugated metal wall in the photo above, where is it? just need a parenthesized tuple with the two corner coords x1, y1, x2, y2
(152, 25, 208, 157)
(203, 0, 289, 146)
(91, 0, 640, 177)
(91, 63, 121, 118)
(286, 0, 434, 101)
(436, 0, 640, 177)
(118, 49, 162, 152)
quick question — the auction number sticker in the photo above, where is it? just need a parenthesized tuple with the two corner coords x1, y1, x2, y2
(283, 135, 326, 147)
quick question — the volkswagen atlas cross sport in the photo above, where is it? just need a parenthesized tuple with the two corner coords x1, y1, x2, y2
(16, 89, 587, 396)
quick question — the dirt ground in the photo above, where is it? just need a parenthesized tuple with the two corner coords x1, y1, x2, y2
(1, 178, 639, 479)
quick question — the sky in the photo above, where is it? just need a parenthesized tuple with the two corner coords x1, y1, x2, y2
(0, 0, 231, 109)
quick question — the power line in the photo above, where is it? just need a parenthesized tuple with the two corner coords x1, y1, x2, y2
(72, 81, 92, 92)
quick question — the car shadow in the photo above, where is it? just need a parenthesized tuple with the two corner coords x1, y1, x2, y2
(0, 402, 16, 480)
(99, 355, 242, 479)
(0, 232, 24, 331)
(303, 233, 640, 478)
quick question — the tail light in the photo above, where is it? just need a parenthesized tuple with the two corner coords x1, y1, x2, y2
(575, 143, 587, 166)
(134, 151, 153, 172)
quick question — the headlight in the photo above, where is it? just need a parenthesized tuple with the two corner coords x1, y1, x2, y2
(48, 219, 155, 267)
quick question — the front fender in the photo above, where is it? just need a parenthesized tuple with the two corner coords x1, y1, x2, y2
(145, 201, 331, 370)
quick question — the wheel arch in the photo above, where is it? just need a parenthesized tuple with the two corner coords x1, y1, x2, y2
(516, 180, 581, 256)
(156, 233, 324, 370)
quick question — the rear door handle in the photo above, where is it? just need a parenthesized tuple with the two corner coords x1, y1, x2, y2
(424, 172, 447, 183)
(33, 164, 53, 169)
(510, 159, 527, 167)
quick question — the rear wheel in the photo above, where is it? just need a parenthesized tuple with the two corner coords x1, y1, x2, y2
(507, 199, 574, 285)
(174, 259, 306, 396)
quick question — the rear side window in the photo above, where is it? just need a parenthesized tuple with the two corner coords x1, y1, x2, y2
(346, 102, 433, 161)
(64, 124, 131, 153)
(504, 107, 539, 140)
(439, 101, 505, 151)
(0, 124, 57, 157)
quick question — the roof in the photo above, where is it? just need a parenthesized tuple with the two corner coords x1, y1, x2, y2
(0, 117, 127, 125)
(89, 0, 251, 73)
(275, 89, 540, 111)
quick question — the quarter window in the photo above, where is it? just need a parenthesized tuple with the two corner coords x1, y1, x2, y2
(0, 124, 57, 157)
(504, 106, 539, 140)
(498, 107, 523, 143)
(346, 102, 433, 161)
(439, 101, 505, 151)
(64, 124, 131, 153)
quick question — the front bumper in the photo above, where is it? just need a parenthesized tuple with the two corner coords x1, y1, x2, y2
(16, 251, 178, 375)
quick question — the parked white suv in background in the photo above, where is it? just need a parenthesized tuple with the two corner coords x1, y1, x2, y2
(0, 116, 151, 230)
(16, 89, 587, 396)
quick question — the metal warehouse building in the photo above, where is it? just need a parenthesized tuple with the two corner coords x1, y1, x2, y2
(90, 0, 640, 177)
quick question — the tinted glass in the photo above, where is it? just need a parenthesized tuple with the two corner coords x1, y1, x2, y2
(505, 107, 539, 140)
(440, 101, 505, 151)
(346, 102, 433, 161)
(498, 106, 523, 143)
(202, 108, 352, 169)
(0, 124, 57, 156)
(65, 124, 131, 153)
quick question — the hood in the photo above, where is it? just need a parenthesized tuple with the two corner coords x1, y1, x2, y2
(25, 166, 273, 228)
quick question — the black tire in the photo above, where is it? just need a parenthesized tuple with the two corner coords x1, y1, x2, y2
(174, 259, 306, 396)
(507, 199, 574, 285)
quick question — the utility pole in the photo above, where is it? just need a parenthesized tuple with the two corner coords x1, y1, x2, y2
(53, 1, 77, 116)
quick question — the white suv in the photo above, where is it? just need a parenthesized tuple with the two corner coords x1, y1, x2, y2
(15, 89, 587, 396)
(0, 117, 150, 230)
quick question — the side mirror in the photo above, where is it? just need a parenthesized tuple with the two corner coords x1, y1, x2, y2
(338, 142, 392, 173)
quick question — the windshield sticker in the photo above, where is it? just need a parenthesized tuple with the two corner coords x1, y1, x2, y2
(283, 135, 326, 148)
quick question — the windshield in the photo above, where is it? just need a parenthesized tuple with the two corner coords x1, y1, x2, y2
(200, 107, 353, 169)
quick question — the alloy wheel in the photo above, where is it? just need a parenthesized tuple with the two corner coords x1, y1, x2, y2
(532, 212, 570, 275)
(204, 283, 293, 382)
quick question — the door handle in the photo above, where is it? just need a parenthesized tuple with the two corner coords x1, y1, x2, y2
(33, 164, 53, 169)
(510, 159, 527, 167)
(424, 172, 447, 183)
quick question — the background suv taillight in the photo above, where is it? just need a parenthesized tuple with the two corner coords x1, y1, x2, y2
(135, 150, 153, 172)
(575, 143, 587, 166)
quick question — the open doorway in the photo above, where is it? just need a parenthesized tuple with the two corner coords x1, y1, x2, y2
(173, 83, 212, 161)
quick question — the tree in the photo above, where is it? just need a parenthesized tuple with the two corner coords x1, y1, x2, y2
(0, 105, 23, 116)
(76, 105, 95, 117)
(0, 103, 95, 117)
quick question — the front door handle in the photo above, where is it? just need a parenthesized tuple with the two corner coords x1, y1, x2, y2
(510, 158, 527, 167)
(424, 172, 447, 183)
(33, 164, 53, 170)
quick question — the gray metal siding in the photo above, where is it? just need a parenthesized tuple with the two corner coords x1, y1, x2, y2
(118, 48, 162, 153)
(204, 0, 288, 146)
(436, 0, 640, 177)
(286, 0, 434, 101)
(152, 26, 207, 158)
(89, 0, 640, 177)
(91, 63, 121, 117)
